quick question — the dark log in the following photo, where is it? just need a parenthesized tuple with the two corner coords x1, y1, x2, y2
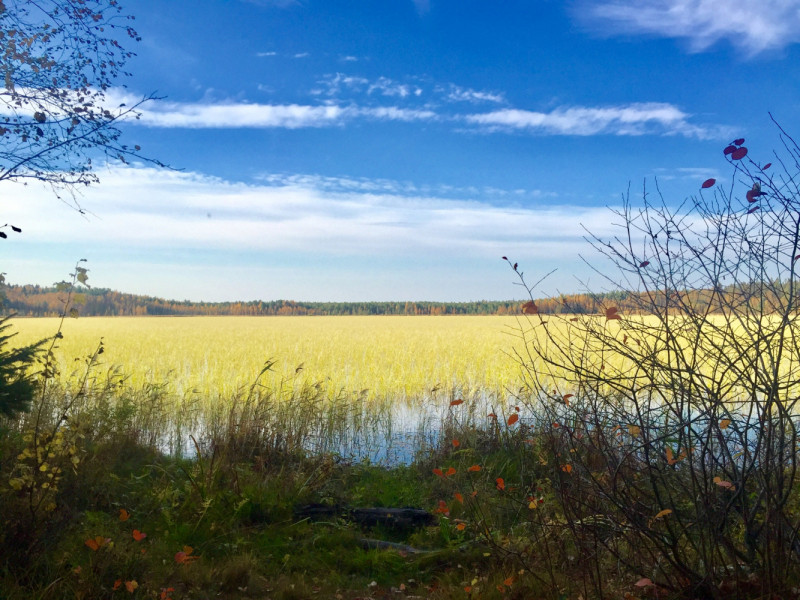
(294, 504, 435, 530)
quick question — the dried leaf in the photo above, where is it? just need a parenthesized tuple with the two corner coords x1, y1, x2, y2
(496, 477, 505, 491)
(635, 578, 653, 587)
(731, 147, 748, 160)
(701, 178, 716, 189)
(654, 509, 672, 519)
(450, 399, 464, 406)
(507, 414, 519, 426)
(522, 300, 538, 314)
(719, 419, 731, 430)
(468, 465, 481, 472)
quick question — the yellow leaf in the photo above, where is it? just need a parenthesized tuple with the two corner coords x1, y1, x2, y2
(627, 424, 640, 437)
(654, 509, 672, 519)
(720, 419, 731, 429)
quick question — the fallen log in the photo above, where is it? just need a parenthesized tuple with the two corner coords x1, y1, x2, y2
(294, 504, 435, 529)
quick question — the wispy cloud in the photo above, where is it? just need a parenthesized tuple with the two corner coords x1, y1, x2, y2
(293, 52, 310, 58)
(258, 173, 556, 199)
(576, 0, 800, 56)
(5, 166, 605, 260)
(108, 91, 725, 138)
(465, 103, 730, 139)
(108, 91, 436, 129)
(368, 77, 423, 98)
(340, 55, 358, 62)
(441, 85, 505, 104)
(312, 74, 423, 99)
(256, 51, 277, 57)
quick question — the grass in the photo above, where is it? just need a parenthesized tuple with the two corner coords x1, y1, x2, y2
(8, 316, 526, 402)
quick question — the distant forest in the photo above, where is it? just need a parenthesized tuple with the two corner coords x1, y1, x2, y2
(0, 283, 632, 317)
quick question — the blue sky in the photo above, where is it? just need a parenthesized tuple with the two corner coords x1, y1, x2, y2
(5, 0, 800, 301)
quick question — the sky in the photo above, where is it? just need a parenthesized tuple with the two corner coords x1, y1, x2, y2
(4, 0, 800, 302)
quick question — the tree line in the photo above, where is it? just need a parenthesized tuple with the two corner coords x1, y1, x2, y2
(0, 283, 636, 317)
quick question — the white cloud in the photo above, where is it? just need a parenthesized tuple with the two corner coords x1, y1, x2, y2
(105, 90, 725, 138)
(368, 77, 423, 98)
(577, 0, 800, 55)
(136, 102, 347, 129)
(4, 166, 611, 260)
(466, 103, 730, 138)
(312, 73, 370, 96)
(256, 51, 277, 57)
(294, 52, 310, 58)
(444, 85, 505, 104)
(341, 56, 359, 62)
(105, 91, 436, 129)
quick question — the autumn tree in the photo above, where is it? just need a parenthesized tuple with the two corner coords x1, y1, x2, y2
(0, 0, 164, 213)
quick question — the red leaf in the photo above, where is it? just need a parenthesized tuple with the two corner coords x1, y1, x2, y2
(174, 551, 187, 564)
(468, 464, 481, 472)
(793, 255, 800, 263)
(508, 414, 519, 426)
(132, 530, 146, 541)
(639, 261, 650, 267)
(747, 206, 760, 214)
(445, 467, 457, 477)
(453, 492, 464, 503)
(501, 256, 507, 260)
(701, 178, 716, 189)
(452, 439, 460, 447)
(635, 578, 654, 587)
(723, 145, 737, 155)
(119, 509, 130, 521)
(487, 413, 497, 419)
(450, 399, 464, 406)
(746, 190, 757, 203)
(731, 147, 748, 160)
(563, 393, 574, 405)
(522, 300, 538, 314)
(496, 477, 505, 491)
(606, 306, 622, 321)
(763, 163, 772, 170)
(433, 468, 444, 477)
(734, 138, 745, 146)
